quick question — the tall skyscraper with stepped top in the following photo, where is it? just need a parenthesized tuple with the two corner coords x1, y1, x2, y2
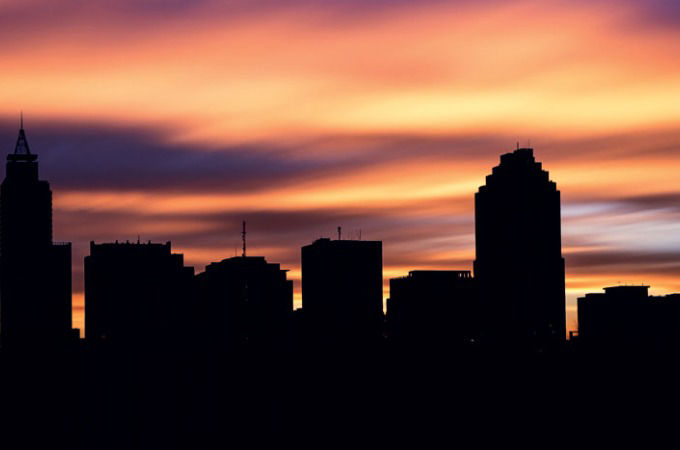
(0, 119, 74, 347)
(474, 148, 565, 349)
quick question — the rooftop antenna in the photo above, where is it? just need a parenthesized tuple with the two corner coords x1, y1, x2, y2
(137, 235, 140, 244)
(242, 221, 247, 257)
(337, 226, 342, 240)
(516, 141, 519, 150)
(12, 111, 33, 158)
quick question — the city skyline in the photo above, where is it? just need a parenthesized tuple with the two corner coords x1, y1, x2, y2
(3, 2, 679, 447)
(3, 0, 680, 337)
(0, 129, 674, 447)
(3, 122, 678, 337)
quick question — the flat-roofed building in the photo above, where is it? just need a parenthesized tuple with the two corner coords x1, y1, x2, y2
(301, 238, 383, 345)
(84, 240, 194, 347)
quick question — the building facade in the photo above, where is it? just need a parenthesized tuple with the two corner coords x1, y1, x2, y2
(578, 285, 680, 348)
(474, 148, 565, 348)
(301, 238, 383, 344)
(0, 123, 74, 346)
(84, 240, 194, 347)
(195, 255, 293, 349)
(387, 270, 477, 347)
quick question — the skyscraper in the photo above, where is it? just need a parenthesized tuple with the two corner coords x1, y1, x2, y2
(0, 121, 74, 347)
(301, 237, 383, 345)
(474, 148, 565, 348)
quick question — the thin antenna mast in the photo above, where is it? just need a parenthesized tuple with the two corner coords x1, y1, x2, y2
(242, 221, 247, 257)
(337, 226, 342, 240)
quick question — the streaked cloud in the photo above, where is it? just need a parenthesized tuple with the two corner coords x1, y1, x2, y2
(1, 0, 680, 141)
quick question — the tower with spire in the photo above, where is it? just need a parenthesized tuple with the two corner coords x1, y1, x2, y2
(0, 117, 75, 347)
(12, 113, 35, 157)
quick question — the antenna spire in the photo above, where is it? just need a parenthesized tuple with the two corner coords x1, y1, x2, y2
(337, 226, 342, 240)
(242, 221, 247, 257)
(11, 113, 34, 159)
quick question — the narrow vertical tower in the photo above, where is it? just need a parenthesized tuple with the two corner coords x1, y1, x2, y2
(0, 120, 73, 347)
(242, 221, 247, 257)
(474, 148, 565, 349)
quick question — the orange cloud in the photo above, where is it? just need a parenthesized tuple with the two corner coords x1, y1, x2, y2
(1, 1, 680, 141)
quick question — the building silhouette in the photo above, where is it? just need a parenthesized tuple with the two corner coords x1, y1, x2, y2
(0, 121, 75, 347)
(301, 237, 383, 345)
(474, 148, 565, 348)
(195, 255, 293, 349)
(647, 293, 680, 347)
(578, 285, 680, 348)
(577, 286, 648, 345)
(84, 240, 194, 347)
(4, 124, 680, 448)
(387, 270, 477, 348)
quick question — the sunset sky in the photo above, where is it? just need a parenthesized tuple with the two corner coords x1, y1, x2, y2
(2, 0, 680, 335)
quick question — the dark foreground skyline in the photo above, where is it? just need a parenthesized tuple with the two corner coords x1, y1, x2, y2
(4, 122, 679, 344)
(4, 119, 679, 349)
(3, 123, 680, 448)
(4, 1, 680, 445)
(7, 121, 680, 338)
(2, 122, 573, 346)
(0, 121, 680, 449)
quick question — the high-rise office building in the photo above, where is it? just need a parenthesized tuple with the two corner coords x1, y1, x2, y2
(84, 240, 194, 347)
(301, 237, 383, 344)
(0, 122, 74, 346)
(474, 148, 565, 348)
(195, 255, 293, 348)
(387, 270, 477, 347)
